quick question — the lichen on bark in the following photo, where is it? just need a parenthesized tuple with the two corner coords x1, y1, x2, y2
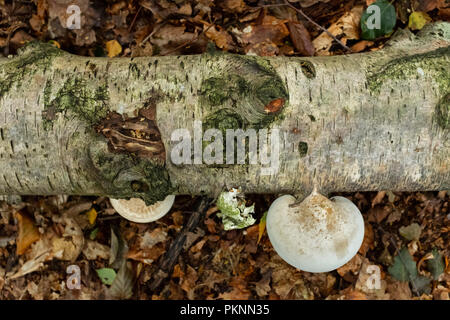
(0, 41, 62, 98)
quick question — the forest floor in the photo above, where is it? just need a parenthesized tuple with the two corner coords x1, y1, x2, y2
(0, 0, 449, 300)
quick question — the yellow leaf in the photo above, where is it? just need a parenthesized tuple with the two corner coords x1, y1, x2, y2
(408, 12, 432, 31)
(15, 211, 40, 255)
(48, 40, 60, 48)
(257, 211, 267, 244)
(86, 208, 98, 225)
(105, 40, 122, 58)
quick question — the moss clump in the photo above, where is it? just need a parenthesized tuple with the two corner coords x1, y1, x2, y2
(367, 47, 450, 94)
(435, 93, 449, 130)
(90, 140, 172, 205)
(0, 41, 62, 98)
(43, 77, 109, 129)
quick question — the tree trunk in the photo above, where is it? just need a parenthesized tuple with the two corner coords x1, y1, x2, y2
(0, 23, 449, 204)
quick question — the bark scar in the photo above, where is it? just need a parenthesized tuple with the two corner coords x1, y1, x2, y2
(96, 106, 166, 164)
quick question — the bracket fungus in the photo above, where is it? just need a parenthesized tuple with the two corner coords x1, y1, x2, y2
(266, 191, 365, 273)
(109, 195, 175, 223)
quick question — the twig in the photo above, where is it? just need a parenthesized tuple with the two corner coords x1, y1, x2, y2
(148, 196, 213, 291)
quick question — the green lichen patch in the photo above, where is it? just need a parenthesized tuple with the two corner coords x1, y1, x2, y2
(367, 46, 450, 94)
(0, 41, 62, 98)
(89, 140, 172, 205)
(216, 188, 256, 230)
(43, 77, 109, 129)
(435, 93, 449, 130)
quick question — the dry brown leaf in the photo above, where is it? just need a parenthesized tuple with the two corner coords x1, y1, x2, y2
(204, 24, 235, 51)
(337, 254, 364, 277)
(287, 21, 315, 56)
(358, 222, 375, 255)
(313, 6, 363, 56)
(219, 0, 247, 13)
(15, 211, 40, 255)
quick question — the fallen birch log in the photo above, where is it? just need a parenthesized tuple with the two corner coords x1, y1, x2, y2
(0, 23, 448, 204)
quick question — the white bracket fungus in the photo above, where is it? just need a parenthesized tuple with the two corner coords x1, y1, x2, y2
(109, 195, 175, 223)
(266, 191, 365, 273)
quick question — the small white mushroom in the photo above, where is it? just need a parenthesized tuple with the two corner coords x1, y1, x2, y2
(109, 195, 175, 223)
(266, 191, 364, 273)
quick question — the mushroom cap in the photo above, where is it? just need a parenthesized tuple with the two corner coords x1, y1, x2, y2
(266, 192, 364, 273)
(110, 195, 175, 223)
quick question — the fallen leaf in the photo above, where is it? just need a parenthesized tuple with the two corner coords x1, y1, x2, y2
(86, 208, 97, 225)
(204, 24, 235, 51)
(371, 191, 386, 207)
(108, 261, 134, 299)
(15, 211, 40, 255)
(96, 268, 116, 285)
(427, 248, 445, 280)
(287, 21, 315, 56)
(106, 40, 122, 58)
(388, 247, 431, 295)
(257, 211, 267, 244)
(360, 0, 397, 40)
(408, 11, 432, 30)
(82, 239, 110, 260)
(399, 223, 422, 241)
(313, 6, 363, 55)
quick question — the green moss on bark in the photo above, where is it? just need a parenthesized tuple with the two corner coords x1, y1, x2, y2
(0, 41, 62, 98)
(42, 77, 109, 129)
(367, 47, 450, 94)
(435, 93, 449, 129)
(89, 139, 172, 205)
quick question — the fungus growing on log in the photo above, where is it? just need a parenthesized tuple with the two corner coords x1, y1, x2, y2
(266, 191, 365, 272)
(109, 195, 175, 223)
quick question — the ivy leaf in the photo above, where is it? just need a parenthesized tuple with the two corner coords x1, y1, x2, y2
(96, 268, 116, 285)
(427, 248, 444, 280)
(361, 0, 397, 40)
(388, 247, 431, 295)
(108, 261, 134, 299)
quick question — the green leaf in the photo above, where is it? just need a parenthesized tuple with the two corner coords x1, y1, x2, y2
(89, 227, 99, 240)
(408, 11, 432, 31)
(108, 261, 134, 299)
(96, 268, 116, 285)
(388, 248, 417, 281)
(427, 248, 444, 280)
(361, 0, 397, 40)
(388, 247, 431, 295)
(399, 223, 422, 241)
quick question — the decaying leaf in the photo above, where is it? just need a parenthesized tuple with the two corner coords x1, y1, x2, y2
(15, 211, 40, 255)
(388, 247, 431, 295)
(427, 248, 445, 280)
(399, 223, 422, 241)
(313, 6, 364, 55)
(108, 261, 134, 299)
